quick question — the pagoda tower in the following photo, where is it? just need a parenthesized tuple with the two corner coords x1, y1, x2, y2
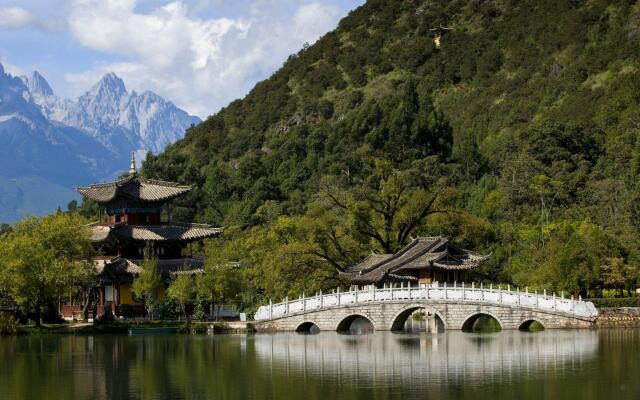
(74, 153, 222, 318)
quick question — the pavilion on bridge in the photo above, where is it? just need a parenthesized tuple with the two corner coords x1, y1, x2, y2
(339, 236, 490, 287)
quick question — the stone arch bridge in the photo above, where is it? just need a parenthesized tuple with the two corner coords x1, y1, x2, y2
(253, 284, 598, 332)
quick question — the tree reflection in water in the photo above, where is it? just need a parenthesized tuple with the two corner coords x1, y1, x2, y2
(0, 330, 639, 400)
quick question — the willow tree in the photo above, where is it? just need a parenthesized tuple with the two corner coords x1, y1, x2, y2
(0, 214, 93, 326)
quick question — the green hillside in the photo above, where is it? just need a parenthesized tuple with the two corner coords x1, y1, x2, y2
(142, 0, 640, 302)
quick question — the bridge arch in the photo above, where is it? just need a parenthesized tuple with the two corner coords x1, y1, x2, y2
(518, 318, 545, 331)
(461, 311, 503, 332)
(388, 305, 447, 332)
(336, 313, 375, 333)
(295, 321, 320, 334)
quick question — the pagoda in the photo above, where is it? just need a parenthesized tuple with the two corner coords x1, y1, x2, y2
(73, 154, 222, 319)
(339, 236, 489, 287)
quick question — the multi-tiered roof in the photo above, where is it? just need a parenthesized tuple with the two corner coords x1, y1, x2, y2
(77, 154, 222, 245)
(340, 236, 490, 285)
(77, 175, 191, 204)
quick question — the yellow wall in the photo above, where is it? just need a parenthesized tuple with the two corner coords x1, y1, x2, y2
(119, 284, 166, 304)
(120, 284, 134, 305)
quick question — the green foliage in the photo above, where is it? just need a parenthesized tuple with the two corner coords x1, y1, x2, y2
(156, 299, 182, 320)
(135, 0, 640, 302)
(588, 297, 640, 308)
(131, 250, 163, 318)
(192, 299, 207, 322)
(167, 273, 195, 319)
(0, 213, 93, 326)
(472, 315, 503, 333)
(196, 250, 243, 318)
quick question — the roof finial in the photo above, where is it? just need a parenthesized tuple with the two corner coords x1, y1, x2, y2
(129, 152, 137, 176)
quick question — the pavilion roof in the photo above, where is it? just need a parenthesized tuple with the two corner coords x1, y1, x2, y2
(340, 236, 490, 284)
(76, 175, 191, 204)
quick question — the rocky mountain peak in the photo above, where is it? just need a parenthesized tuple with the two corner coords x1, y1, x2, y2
(22, 71, 54, 98)
(84, 72, 127, 103)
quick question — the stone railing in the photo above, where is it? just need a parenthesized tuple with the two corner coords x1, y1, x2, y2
(254, 282, 598, 321)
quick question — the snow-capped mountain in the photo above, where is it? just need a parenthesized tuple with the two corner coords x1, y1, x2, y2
(23, 71, 201, 156)
(0, 64, 201, 222)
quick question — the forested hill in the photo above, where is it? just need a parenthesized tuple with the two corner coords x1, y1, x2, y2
(142, 0, 640, 298)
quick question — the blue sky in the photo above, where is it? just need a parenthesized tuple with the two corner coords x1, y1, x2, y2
(0, 0, 364, 117)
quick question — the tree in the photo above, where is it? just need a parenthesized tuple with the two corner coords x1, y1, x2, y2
(197, 245, 243, 320)
(167, 273, 195, 320)
(0, 214, 93, 326)
(131, 250, 162, 320)
(322, 157, 453, 254)
(77, 261, 99, 322)
(67, 200, 78, 213)
(529, 174, 563, 246)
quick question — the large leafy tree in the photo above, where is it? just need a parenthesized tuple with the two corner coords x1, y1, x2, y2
(0, 214, 93, 326)
(196, 257, 242, 319)
(322, 157, 454, 254)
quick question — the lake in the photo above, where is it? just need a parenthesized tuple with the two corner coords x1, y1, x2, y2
(0, 329, 638, 399)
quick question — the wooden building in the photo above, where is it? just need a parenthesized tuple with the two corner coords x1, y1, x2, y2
(68, 154, 222, 319)
(339, 236, 489, 287)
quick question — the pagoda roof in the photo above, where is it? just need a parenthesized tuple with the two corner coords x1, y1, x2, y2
(90, 222, 222, 243)
(94, 257, 144, 276)
(94, 257, 205, 283)
(340, 236, 490, 284)
(76, 175, 191, 203)
(128, 258, 206, 275)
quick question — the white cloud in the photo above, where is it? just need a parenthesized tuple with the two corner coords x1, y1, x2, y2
(0, 6, 65, 32)
(65, 0, 344, 117)
(0, 54, 25, 76)
(0, 7, 35, 30)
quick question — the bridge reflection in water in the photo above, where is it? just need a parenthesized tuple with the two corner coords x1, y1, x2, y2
(252, 331, 598, 388)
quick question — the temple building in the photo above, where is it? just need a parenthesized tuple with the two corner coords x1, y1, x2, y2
(339, 236, 489, 287)
(67, 154, 222, 319)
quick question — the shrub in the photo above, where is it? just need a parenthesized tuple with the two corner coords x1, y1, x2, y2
(588, 297, 640, 308)
(193, 300, 207, 322)
(157, 299, 181, 320)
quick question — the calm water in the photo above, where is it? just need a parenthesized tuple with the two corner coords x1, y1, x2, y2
(0, 330, 639, 399)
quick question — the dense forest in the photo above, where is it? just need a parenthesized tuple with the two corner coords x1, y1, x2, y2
(134, 0, 640, 306)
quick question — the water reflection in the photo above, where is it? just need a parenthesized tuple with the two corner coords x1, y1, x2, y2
(0, 330, 638, 400)
(254, 330, 598, 387)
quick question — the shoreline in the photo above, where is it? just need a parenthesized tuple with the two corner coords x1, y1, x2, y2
(5, 320, 256, 336)
(3, 307, 640, 335)
(593, 307, 640, 327)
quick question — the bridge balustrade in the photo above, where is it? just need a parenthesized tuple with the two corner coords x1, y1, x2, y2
(255, 283, 598, 321)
